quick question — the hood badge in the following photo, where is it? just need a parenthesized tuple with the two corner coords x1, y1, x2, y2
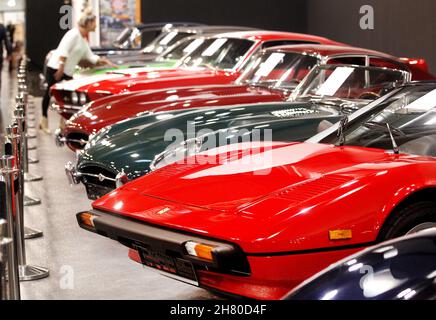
(156, 207, 171, 215)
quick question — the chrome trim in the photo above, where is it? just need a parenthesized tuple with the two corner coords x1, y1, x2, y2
(64, 162, 81, 185)
(54, 128, 65, 147)
(64, 161, 129, 187)
(54, 129, 88, 148)
(51, 103, 82, 114)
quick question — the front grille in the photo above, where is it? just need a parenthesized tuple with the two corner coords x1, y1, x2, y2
(80, 166, 117, 200)
(66, 132, 89, 150)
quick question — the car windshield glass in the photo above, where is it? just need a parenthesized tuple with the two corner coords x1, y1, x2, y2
(295, 65, 406, 101)
(113, 27, 134, 48)
(157, 38, 205, 62)
(326, 85, 436, 157)
(180, 38, 254, 70)
(238, 51, 319, 89)
(143, 31, 192, 54)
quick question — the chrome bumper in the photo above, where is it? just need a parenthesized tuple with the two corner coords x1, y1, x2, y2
(64, 161, 129, 188)
(51, 103, 82, 114)
(55, 129, 88, 148)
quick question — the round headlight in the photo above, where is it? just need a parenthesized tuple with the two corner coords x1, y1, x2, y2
(79, 93, 87, 105)
(71, 92, 79, 105)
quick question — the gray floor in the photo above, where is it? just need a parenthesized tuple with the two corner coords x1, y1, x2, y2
(1, 70, 217, 300)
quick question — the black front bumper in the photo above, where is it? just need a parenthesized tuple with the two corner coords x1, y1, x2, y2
(77, 210, 251, 277)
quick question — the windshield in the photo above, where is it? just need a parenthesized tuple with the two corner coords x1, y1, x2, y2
(294, 65, 407, 100)
(324, 85, 436, 157)
(238, 51, 320, 89)
(143, 31, 193, 54)
(157, 37, 205, 62)
(179, 38, 254, 70)
(113, 27, 134, 48)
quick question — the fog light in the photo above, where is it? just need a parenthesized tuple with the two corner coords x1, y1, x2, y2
(185, 241, 215, 261)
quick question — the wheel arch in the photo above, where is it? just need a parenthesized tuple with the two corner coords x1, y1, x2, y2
(376, 187, 436, 242)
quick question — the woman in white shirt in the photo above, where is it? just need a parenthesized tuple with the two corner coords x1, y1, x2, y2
(41, 9, 114, 133)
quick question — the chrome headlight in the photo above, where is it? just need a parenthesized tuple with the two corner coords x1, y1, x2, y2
(71, 92, 79, 105)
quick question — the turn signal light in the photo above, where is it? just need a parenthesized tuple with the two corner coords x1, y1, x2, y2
(78, 212, 98, 229)
(329, 229, 352, 241)
(185, 241, 215, 261)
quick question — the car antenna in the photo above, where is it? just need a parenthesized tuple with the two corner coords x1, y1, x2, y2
(336, 115, 349, 146)
(386, 123, 400, 154)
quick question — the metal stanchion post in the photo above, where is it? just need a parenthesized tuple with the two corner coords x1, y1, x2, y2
(5, 125, 43, 239)
(13, 108, 42, 206)
(0, 220, 11, 300)
(4, 132, 49, 281)
(0, 158, 21, 299)
(15, 100, 42, 183)
(17, 81, 36, 122)
(16, 94, 38, 164)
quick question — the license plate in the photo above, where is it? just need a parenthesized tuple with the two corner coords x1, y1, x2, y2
(135, 244, 199, 286)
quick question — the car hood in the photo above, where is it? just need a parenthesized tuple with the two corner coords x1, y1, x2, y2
(66, 84, 286, 135)
(78, 101, 342, 177)
(54, 67, 235, 94)
(73, 60, 177, 80)
(93, 143, 421, 252)
(122, 143, 394, 211)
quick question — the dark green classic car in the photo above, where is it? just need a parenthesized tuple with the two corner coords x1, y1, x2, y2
(65, 64, 410, 199)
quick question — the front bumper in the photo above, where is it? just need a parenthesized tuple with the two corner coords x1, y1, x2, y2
(77, 209, 361, 299)
(65, 162, 128, 199)
(77, 209, 250, 282)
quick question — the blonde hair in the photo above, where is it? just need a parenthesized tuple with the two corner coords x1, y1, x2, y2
(78, 8, 96, 28)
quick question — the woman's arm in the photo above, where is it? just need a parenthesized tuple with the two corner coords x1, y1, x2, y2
(84, 43, 117, 68)
(54, 56, 67, 81)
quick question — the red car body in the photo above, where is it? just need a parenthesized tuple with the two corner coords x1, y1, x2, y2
(83, 141, 436, 299)
(51, 31, 346, 119)
(61, 45, 433, 151)
(77, 82, 436, 299)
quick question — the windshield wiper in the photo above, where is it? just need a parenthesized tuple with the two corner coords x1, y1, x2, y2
(336, 115, 349, 146)
(363, 121, 405, 137)
(363, 121, 404, 154)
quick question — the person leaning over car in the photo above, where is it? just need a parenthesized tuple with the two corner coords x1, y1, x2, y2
(40, 8, 115, 134)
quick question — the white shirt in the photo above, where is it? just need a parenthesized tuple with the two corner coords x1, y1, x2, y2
(47, 28, 100, 77)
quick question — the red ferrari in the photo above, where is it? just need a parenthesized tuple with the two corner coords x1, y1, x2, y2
(77, 82, 436, 299)
(50, 30, 346, 119)
(58, 44, 433, 151)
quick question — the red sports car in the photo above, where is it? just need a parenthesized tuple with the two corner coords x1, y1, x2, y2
(51, 30, 346, 119)
(58, 44, 433, 151)
(77, 81, 436, 299)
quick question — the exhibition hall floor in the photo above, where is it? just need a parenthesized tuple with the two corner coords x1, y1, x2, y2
(0, 69, 216, 300)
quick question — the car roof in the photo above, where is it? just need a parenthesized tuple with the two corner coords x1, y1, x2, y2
(215, 30, 343, 44)
(136, 22, 205, 30)
(265, 44, 400, 60)
(170, 25, 259, 34)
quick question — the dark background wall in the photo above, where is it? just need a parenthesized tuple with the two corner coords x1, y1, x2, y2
(140, 0, 307, 32)
(26, 0, 72, 70)
(307, 0, 436, 73)
(25, 0, 436, 74)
